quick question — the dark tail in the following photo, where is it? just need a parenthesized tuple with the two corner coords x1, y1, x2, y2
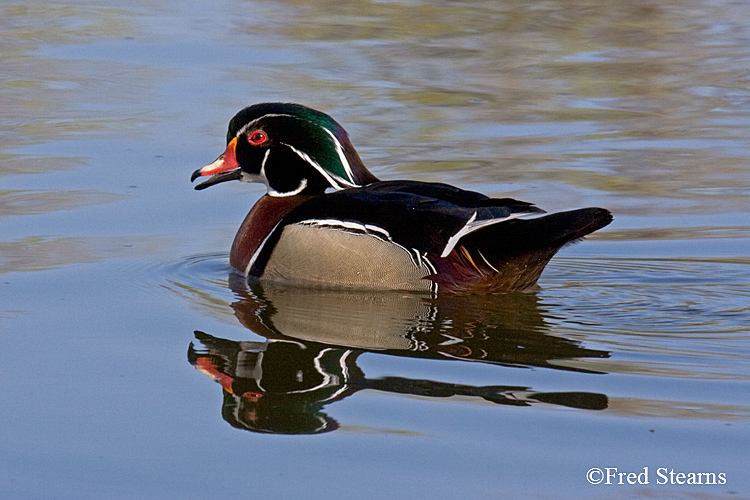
(475, 207, 613, 258)
(430, 208, 612, 293)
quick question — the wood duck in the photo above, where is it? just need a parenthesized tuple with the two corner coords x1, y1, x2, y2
(191, 103, 612, 294)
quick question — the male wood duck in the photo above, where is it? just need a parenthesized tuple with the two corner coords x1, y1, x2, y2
(191, 103, 612, 294)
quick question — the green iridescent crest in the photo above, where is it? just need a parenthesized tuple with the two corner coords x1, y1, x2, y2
(227, 103, 359, 187)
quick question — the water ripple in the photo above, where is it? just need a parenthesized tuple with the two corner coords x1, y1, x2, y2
(541, 257, 750, 379)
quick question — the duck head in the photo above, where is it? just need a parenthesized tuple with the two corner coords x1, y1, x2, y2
(191, 103, 379, 196)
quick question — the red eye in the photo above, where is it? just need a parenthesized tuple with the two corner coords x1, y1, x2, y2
(247, 131, 267, 145)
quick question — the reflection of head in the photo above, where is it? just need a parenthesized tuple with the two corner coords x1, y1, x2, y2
(221, 390, 339, 435)
(188, 284, 611, 435)
(189, 333, 360, 435)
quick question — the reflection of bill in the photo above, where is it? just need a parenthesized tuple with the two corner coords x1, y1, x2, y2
(187, 281, 610, 434)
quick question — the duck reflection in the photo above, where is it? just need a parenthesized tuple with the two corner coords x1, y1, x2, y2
(188, 280, 610, 434)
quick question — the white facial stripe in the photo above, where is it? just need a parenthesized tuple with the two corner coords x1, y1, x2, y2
(259, 147, 309, 196)
(259, 149, 271, 178)
(236, 112, 359, 189)
(282, 143, 357, 190)
(236, 113, 295, 137)
(272, 348, 350, 397)
(320, 126, 354, 183)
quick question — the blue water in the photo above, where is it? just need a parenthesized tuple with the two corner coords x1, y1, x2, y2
(2, 1, 749, 499)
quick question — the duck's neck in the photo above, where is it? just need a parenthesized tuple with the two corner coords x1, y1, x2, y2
(230, 193, 315, 273)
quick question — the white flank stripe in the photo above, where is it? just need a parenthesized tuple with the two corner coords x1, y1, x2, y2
(244, 221, 282, 275)
(440, 211, 536, 258)
(298, 219, 391, 239)
(295, 219, 434, 286)
(363, 224, 391, 238)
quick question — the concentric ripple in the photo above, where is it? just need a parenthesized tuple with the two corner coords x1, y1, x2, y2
(540, 257, 750, 380)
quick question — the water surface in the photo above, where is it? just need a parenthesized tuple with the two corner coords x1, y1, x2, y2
(2, 1, 749, 499)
